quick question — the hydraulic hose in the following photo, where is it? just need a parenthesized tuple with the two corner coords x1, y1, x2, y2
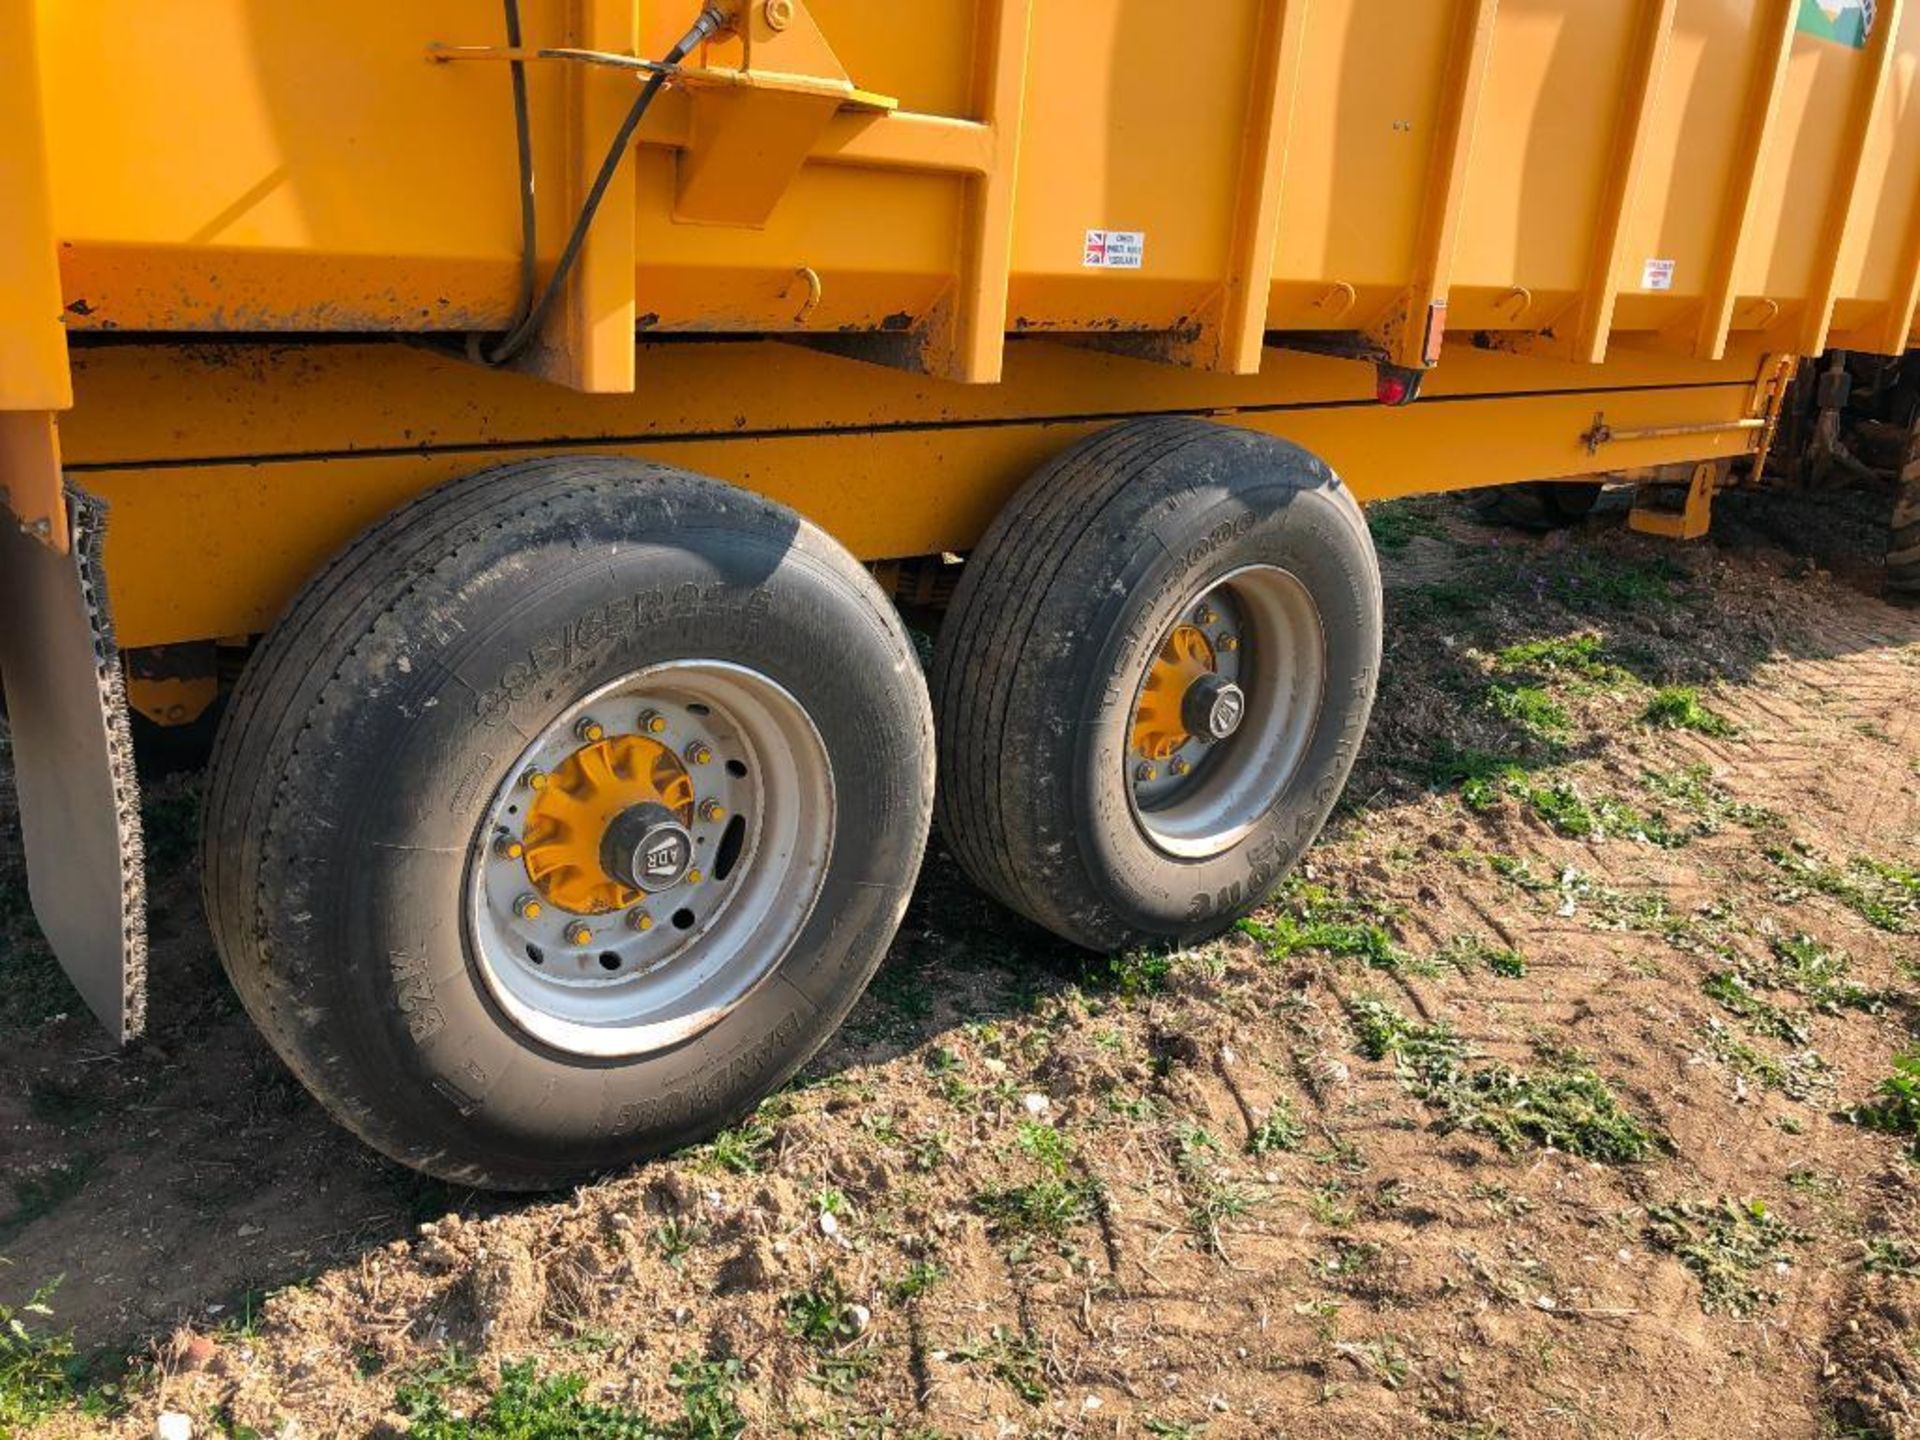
(486, 4, 729, 366)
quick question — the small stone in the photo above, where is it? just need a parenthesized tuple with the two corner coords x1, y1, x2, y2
(819, 1211, 840, 1238)
(178, 1333, 218, 1372)
(155, 1413, 194, 1440)
(847, 1303, 872, 1335)
(1022, 1093, 1050, 1116)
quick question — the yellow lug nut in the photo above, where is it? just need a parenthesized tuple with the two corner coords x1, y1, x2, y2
(514, 893, 543, 920)
(1169, 757, 1192, 777)
(628, 909, 654, 932)
(494, 834, 525, 861)
(565, 922, 594, 946)
(575, 717, 605, 742)
(521, 768, 549, 791)
(638, 709, 667, 736)
(699, 799, 726, 822)
(1217, 633, 1240, 653)
(685, 741, 713, 766)
(1136, 762, 1157, 783)
(1195, 604, 1216, 625)
(685, 868, 704, 885)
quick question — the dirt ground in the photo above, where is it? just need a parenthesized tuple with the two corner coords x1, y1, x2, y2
(3, 483, 1917, 1440)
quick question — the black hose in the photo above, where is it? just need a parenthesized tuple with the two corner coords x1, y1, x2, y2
(501, 0, 537, 338)
(486, 5, 727, 366)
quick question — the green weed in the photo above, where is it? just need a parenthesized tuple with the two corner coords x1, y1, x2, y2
(1239, 883, 1407, 970)
(975, 1178, 1102, 1238)
(1439, 934, 1528, 978)
(397, 1353, 742, 1440)
(1485, 684, 1571, 744)
(1645, 1198, 1804, 1316)
(1640, 686, 1736, 737)
(1847, 1047, 1920, 1160)
(1248, 1098, 1306, 1155)
(1765, 845, 1919, 935)
(1, 1276, 81, 1430)
(785, 1273, 863, 1348)
(1492, 634, 1631, 687)
(701, 1113, 776, 1176)
(1367, 502, 1446, 553)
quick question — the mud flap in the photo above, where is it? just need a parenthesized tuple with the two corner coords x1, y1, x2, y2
(0, 487, 147, 1040)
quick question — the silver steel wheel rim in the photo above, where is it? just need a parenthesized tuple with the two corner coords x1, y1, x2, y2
(1126, 564, 1327, 860)
(467, 661, 834, 1059)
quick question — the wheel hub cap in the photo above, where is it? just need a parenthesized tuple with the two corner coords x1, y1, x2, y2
(600, 802, 695, 894)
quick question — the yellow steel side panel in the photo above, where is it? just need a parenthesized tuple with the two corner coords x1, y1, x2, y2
(1831, 5, 1920, 348)
(0, 0, 70, 411)
(1450, 1, 1642, 323)
(63, 340, 1771, 650)
(1004, 0, 1264, 333)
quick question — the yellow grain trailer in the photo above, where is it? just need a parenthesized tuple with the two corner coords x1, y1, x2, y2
(2, 0, 1915, 1185)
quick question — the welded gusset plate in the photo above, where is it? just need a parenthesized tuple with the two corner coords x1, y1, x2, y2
(0, 486, 147, 1041)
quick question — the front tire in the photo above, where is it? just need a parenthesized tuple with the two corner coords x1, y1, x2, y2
(202, 459, 933, 1189)
(930, 419, 1382, 952)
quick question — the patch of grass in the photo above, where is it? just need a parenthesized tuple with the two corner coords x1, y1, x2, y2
(1699, 1021, 1832, 1101)
(1439, 934, 1528, 978)
(701, 1113, 777, 1176)
(887, 1261, 944, 1303)
(1013, 1119, 1070, 1175)
(1172, 1124, 1258, 1254)
(1424, 745, 1526, 813)
(1860, 1237, 1920, 1278)
(1, 1276, 82, 1430)
(1239, 883, 1407, 971)
(1765, 845, 1919, 935)
(785, 1272, 863, 1348)
(1645, 1198, 1804, 1316)
(397, 1353, 738, 1440)
(1344, 997, 1652, 1162)
(1847, 1047, 1920, 1160)
(1085, 947, 1174, 998)
(975, 1177, 1102, 1238)
(1640, 686, 1736, 737)
(1642, 766, 1781, 833)
(1492, 633, 1631, 688)
(651, 1217, 703, 1272)
(949, 1326, 1048, 1406)
(1484, 683, 1571, 744)
(1367, 501, 1446, 553)
(1701, 972, 1808, 1044)
(1247, 1097, 1305, 1155)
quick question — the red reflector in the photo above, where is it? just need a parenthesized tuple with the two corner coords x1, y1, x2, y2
(1376, 374, 1410, 406)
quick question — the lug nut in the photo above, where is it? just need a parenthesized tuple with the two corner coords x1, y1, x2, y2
(1136, 762, 1157, 783)
(1195, 604, 1217, 625)
(1169, 757, 1192, 777)
(699, 799, 727, 822)
(494, 834, 526, 861)
(565, 922, 594, 946)
(575, 716, 606, 742)
(1217, 633, 1240, 653)
(685, 741, 713, 766)
(627, 909, 655, 932)
(514, 893, 544, 921)
(520, 768, 549, 792)
(638, 709, 668, 736)
(685, 868, 704, 886)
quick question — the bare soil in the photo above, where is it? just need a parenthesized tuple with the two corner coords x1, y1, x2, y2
(4, 485, 1918, 1439)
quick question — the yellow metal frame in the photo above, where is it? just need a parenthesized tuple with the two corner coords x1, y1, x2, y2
(63, 336, 1784, 650)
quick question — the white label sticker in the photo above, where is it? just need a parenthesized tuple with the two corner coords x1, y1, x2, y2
(1641, 258, 1676, 291)
(1083, 230, 1145, 270)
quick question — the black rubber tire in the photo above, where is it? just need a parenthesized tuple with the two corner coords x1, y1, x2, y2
(930, 418, 1382, 952)
(201, 458, 933, 1189)
(1471, 479, 1605, 530)
(1890, 449, 1920, 602)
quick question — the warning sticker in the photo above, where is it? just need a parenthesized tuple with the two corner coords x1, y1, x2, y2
(1641, 258, 1676, 291)
(1796, 0, 1874, 49)
(1083, 230, 1145, 270)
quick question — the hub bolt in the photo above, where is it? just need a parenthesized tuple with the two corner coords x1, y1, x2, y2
(514, 893, 544, 921)
(686, 868, 704, 886)
(565, 922, 594, 947)
(1136, 762, 1157, 783)
(1169, 757, 1192, 777)
(494, 834, 526, 861)
(686, 741, 713, 766)
(627, 909, 655, 932)
(575, 716, 606, 742)
(699, 799, 727, 822)
(1217, 633, 1240, 653)
(1195, 604, 1217, 625)
(638, 709, 668, 736)
(520, 768, 549, 792)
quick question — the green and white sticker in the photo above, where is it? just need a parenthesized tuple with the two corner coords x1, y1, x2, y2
(1798, 0, 1875, 49)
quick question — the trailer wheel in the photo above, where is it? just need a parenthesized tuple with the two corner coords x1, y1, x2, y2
(1890, 441, 1920, 602)
(202, 459, 932, 1189)
(1471, 479, 1604, 529)
(931, 419, 1381, 951)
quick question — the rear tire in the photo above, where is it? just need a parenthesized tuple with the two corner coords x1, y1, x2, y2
(930, 419, 1382, 952)
(202, 458, 933, 1189)
(1890, 444, 1920, 602)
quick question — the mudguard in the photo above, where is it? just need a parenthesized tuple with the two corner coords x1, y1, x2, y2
(0, 486, 147, 1040)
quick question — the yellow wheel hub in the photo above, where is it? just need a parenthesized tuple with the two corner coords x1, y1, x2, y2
(1131, 624, 1218, 760)
(522, 735, 695, 914)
